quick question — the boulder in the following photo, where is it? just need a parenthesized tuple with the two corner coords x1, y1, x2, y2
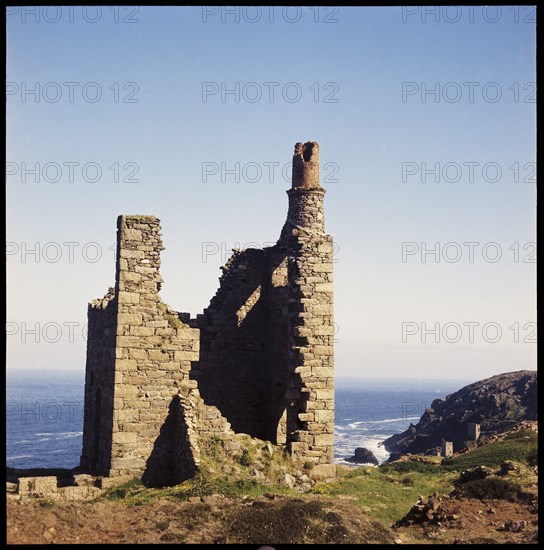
(346, 447, 379, 465)
(499, 460, 518, 475)
(457, 466, 494, 485)
(279, 474, 296, 488)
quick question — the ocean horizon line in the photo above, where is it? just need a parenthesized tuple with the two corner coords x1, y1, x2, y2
(5, 367, 483, 384)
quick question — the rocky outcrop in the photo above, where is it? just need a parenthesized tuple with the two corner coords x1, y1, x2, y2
(383, 371, 537, 456)
(346, 447, 378, 465)
(394, 493, 456, 527)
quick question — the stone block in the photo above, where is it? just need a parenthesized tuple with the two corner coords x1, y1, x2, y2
(313, 345, 333, 356)
(315, 283, 333, 293)
(116, 359, 137, 371)
(120, 249, 144, 259)
(314, 409, 334, 422)
(73, 474, 97, 487)
(128, 349, 148, 360)
(115, 385, 139, 399)
(118, 291, 140, 305)
(18, 476, 58, 498)
(311, 367, 333, 377)
(119, 271, 142, 283)
(155, 328, 176, 337)
(174, 350, 198, 361)
(146, 320, 169, 328)
(309, 463, 336, 480)
(314, 388, 334, 400)
(148, 349, 169, 361)
(135, 266, 157, 275)
(109, 457, 145, 470)
(116, 336, 142, 347)
(112, 431, 138, 444)
(129, 326, 156, 336)
(313, 433, 334, 446)
(121, 422, 148, 432)
(123, 229, 142, 241)
(158, 362, 181, 372)
(114, 408, 140, 422)
(312, 305, 334, 316)
(118, 313, 143, 325)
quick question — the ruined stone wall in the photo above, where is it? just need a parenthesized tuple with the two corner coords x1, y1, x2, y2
(191, 245, 289, 443)
(111, 215, 200, 484)
(80, 289, 117, 474)
(82, 216, 243, 486)
(81, 141, 335, 484)
(285, 229, 335, 472)
(191, 142, 334, 470)
(280, 144, 335, 474)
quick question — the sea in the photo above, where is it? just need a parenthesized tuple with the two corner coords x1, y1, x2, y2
(6, 369, 470, 469)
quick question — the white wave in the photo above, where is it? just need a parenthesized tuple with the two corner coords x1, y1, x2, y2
(7, 455, 32, 460)
(374, 416, 420, 424)
(348, 416, 421, 429)
(336, 424, 369, 432)
(335, 459, 378, 467)
(35, 432, 82, 436)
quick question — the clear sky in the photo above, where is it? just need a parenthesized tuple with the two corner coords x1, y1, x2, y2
(6, 6, 536, 380)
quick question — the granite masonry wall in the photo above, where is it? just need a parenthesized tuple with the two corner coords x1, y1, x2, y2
(191, 245, 290, 444)
(81, 141, 335, 483)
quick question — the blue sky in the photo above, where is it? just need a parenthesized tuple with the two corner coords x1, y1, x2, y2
(7, 6, 536, 380)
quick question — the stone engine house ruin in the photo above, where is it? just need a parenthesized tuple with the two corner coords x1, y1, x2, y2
(80, 142, 335, 485)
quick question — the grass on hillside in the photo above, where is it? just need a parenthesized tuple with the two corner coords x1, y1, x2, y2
(103, 429, 537, 527)
(311, 465, 457, 525)
(442, 429, 537, 471)
(104, 474, 295, 506)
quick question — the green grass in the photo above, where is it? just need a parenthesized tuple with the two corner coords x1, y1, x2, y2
(238, 449, 251, 467)
(104, 477, 145, 501)
(101, 429, 537, 528)
(311, 466, 457, 525)
(157, 302, 188, 330)
(103, 474, 294, 506)
(380, 460, 441, 475)
(442, 430, 537, 471)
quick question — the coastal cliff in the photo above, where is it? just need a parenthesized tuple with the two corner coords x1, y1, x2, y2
(383, 370, 537, 456)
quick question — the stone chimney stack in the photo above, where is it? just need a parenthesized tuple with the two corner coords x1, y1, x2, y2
(280, 141, 326, 242)
(292, 141, 320, 190)
(283, 141, 335, 478)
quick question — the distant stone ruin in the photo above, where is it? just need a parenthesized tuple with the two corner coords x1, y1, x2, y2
(441, 440, 453, 458)
(468, 423, 481, 441)
(79, 142, 335, 485)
